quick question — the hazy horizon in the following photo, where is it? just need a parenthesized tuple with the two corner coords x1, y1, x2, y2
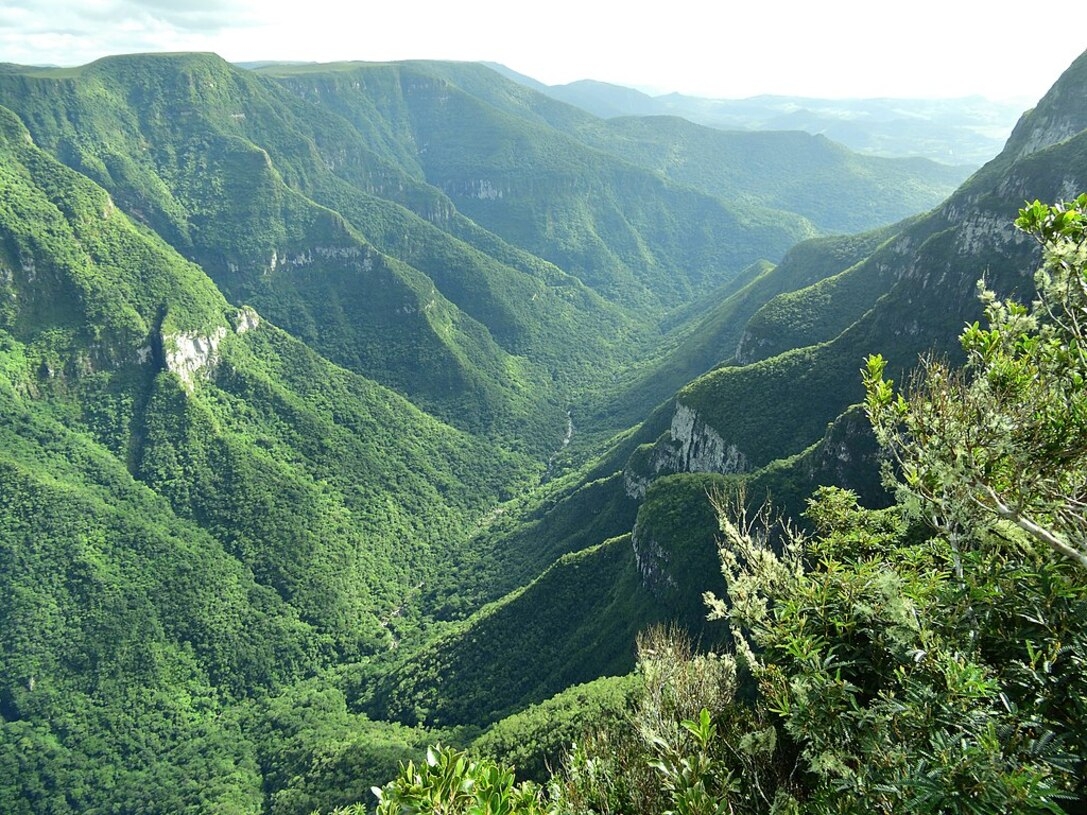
(1, 1, 1084, 104)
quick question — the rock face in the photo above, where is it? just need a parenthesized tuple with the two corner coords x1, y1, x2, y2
(622, 467, 653, 502)
(163, 327, 228, 388)
(232, 306, 261, 334)
(1007, 58, 1087, 161)
(161, 308, 261, 388)
(667, 403, 748, 474)
(623, 401, 747, 499)
(734, 331, 771, 366)
(631, 520, 676, 597)
(800, 407, 891, 509)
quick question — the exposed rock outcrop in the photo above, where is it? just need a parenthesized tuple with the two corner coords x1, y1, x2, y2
(163, 327, 227, 389)
(667, 403, 748, 474)
(631, 520, 677, 597)
(232, 306, 260, 334)
(1005, 51, 1087, 161)
(623, 402, 747, 499)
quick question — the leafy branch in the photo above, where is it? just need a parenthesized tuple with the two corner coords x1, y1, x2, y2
(863, 196, 1087, 570)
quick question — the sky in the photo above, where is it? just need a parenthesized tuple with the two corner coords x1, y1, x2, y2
(0, 0, 1084, 104)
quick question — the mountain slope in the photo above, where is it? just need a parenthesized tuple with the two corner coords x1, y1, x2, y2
(568, 116, 968, 234)
(587, 220, 912, 437)
(367, 472, 728, 728)
(260, 60, 818, 311)
(0, 102, 542, 812)
(0, 54, 631, 448)
(0, 89, 543, 645)
(625, 51, 1087, 499)
(3, 48, 1083, 814)
(370, 50, 1087, 738)
(0, 54, 972, 450)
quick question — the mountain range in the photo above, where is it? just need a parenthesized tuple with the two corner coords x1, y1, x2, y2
(0, 49, 1084, 813)
(487, 63, 1024, 167)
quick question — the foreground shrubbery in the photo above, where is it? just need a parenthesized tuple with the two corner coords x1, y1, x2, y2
(341, 201, 1087, 814)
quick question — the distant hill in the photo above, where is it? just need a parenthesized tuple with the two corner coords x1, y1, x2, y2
(487, 64, 1022, 167)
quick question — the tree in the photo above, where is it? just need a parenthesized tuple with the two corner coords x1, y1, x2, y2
(708, 486, 1082, 814)
(863, 195, 1087, 571)
(694, 198, 1087, 812)
(584, 199, 1087, 813)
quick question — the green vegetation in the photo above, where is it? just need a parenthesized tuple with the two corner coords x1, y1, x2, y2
(0, 83, 539, 812)
(736, 237, 903, 364)
(2, 43, 1086, 815)
(372, 745, 549, 815)
(366, 534, 645, 728)
(365, 471, 731, 732)
(865, 196, 1087, 570)
(572, 117, 968, 234)
(0, 53, 979, 454)
(342, 198, 1087, 815)
(262, 61, 814, 310)
(473, 675, 637, 783)
(617, 54, 1087, 507)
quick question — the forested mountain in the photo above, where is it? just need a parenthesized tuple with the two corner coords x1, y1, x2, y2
(0, 54, 964, 449)
(367, 49, 1087, 740)
(0, 101, 541, 810)
(0, 47, 1083, 814)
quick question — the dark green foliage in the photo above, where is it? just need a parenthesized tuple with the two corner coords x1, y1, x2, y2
(588, 222, 909, 437)
(676, 340, 864, 470)
(743, 405, 892, 523)
(736, 230, 910, 364)
(474, 675, 637, 783)
(134, 324, 535, 657)
(543, 200, 1087, 814)
(705, 486, 1086, 812)
(249, 682, 426, 815)
(0, 700, 266, 815)
(631, 474, 732, 625)
(0, 80, 539, 811)
(865, 195, 1087, 570)
(552, 627, 780, 815)
(365, 473, 730, 732)
(367, 535, 646, 728)
(431, 470, 639, 617)
(0, 381, 318, 813)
